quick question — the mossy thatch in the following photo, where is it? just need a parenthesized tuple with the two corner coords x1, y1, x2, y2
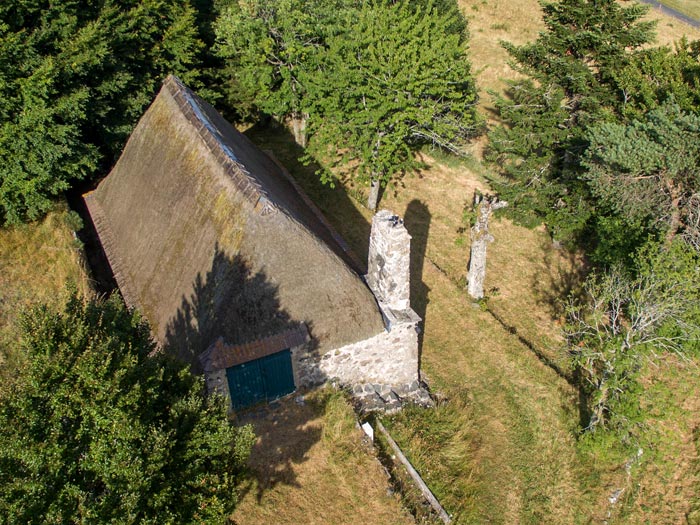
(85, 76, 384, 371)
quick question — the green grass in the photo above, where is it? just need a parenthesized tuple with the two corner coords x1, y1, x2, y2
(658, 0, 700, 22)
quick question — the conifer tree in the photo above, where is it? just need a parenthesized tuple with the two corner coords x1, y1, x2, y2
(0, 293, 254, 524)
(583, 102, 700, 245)
(487, 0, 655, 242)
(613, 39, 700, 119)
(0, 1, 205, 225)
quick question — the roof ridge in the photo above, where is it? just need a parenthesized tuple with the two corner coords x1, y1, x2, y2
(162, 75, 277, 215)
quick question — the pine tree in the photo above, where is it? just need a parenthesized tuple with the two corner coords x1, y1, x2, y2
(583, 102, 700, 245)
(0, 293, 254, 524)
(613, 39, 700, 119)
(0, 1, 206, 225)
(487, 0, 655, 242)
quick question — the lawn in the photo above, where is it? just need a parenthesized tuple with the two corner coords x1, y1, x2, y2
(230, 390, 414, 525)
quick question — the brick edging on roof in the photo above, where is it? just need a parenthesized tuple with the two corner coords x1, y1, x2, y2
(201, 325, 311, 372)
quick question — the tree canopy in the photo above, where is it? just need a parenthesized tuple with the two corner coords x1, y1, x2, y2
(583, 102, 700, 245)
(487, 0, 656, 243)
(308, 0, 479, 210)
(214, 0, 479, 210)
(213, 0, 351, 122)
(566, 241, 700, 434)
(0, 0, 206, 225)
(0, 293, 254, 524)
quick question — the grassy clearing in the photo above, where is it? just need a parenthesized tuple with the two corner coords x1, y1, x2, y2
(380, 237, 589, 523)
(459, 0, 543, 117)
(656, 0, 700, 24)
(0, 203, 92, 382)
(230, 389, 414, 525)
(641, 1, 700, 46)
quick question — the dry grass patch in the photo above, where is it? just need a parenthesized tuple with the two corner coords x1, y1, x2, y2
(385, 261, 587, 523)
(647, 0, 700, 29)
(0, 204, 91, 378)
(459, 0, 543, 113)
(643, 6, 700, 46)
(230, 390, 414, 525)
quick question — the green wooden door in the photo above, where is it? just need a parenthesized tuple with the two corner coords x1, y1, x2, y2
(259, 350, 295, 400)
(226, 360, 266, 409)
(226, 350, 295, 409)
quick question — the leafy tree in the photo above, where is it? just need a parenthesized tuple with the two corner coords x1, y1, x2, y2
(566, 242, 700, 435)
(308, 0, 479, 210)
(487, 0, 655, 242)
(213, 0, 351, 143)
(0, 293, 254, 524)
(583, 102, 700, 245)
(0, 1, 205, 225)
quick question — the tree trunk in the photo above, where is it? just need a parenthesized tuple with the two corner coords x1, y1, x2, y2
(290, 112, 308, 148)
(367, 178, 381, 211)
(664, 178, 682, 246)
(467, 232, 491, 299)
(466, 193, 507, 300)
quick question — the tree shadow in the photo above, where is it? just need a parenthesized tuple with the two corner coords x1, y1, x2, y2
(403, 200, 431, 372)
(163, 245, 325, 499)
(243, 120, 373, 271)
(236, 395, 325, 504)
(164, 245, 308, 374)
(530, 236, 592, 429)
(531, 236, 589, 322)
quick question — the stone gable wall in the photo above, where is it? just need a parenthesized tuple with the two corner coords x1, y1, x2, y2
(293, 305, 420, 388)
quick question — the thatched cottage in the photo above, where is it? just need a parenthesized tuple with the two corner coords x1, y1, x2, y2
(84, 75, 421, 410)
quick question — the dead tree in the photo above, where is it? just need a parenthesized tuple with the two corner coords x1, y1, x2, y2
(467, 192, 507, 300)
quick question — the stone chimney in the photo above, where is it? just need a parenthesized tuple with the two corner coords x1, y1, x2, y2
(366, 210, 411, 311)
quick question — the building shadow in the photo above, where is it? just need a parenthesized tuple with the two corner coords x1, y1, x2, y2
(66, 182, 118, 296)
(403, 200, 431, 371)
(235, 395, 325, 504)
(164, 245, 311, 374)
(243, 120, 373, 271)
(163, 245, 325, 499)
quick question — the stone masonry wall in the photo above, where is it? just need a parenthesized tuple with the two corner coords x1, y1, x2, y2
(294, 209, 420, 390)
(366, 210, 411, 311)
(204, 209, 422, 411)
(293, 308, 420, 388)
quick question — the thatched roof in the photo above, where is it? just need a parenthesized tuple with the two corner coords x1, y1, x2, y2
(85, 75, 384, 371)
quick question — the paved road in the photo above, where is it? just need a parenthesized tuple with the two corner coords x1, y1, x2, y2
(637, 0, 700, 29)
